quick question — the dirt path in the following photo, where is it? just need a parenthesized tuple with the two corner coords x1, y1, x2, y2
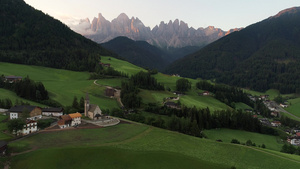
(10, 147, 38, 157)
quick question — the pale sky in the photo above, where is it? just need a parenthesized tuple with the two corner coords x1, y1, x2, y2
(24, 0, 299, 31)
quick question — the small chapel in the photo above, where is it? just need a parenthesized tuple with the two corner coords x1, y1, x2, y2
(84, 93, 102, 120)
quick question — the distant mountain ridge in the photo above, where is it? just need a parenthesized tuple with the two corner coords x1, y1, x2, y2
(165, 7, 300, 93)
(101, 36, 202, 71)
(73, 13, 241, 48)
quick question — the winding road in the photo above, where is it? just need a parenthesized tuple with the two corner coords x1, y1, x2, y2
(271, 101, 300, 120)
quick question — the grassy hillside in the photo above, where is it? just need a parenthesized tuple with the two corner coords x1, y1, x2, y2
(9, 123, 300, 169)
(203, 128, 283, 151)
(101, 56, 146, 76)
(285, 97, 300, 118)
(1, 55, 230, 112)
(0, 62, 118, 109)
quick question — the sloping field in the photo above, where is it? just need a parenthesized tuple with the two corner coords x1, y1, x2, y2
(0, 62, 119, 109)
(203, 128, 283, 151)
(9, 123, 300, 169)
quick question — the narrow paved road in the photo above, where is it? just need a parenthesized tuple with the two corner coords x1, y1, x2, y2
(271, 101, 300, 120)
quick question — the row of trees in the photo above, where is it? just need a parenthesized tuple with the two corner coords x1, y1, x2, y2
(90, 65, 128, 79)
(0, 98, 12, 109)
(130, 71, 164, 90)
(196, 80, 252, 108)
(281, 144, 300, 155)
(0, 76, 49, 102)
(121, 81, 141, 109)
(14, 77, 49, 101)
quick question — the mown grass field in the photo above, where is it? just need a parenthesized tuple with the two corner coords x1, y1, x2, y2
(285, 97, 300, 118)
(203, 128, 283, 151)
(138, 89, 177, 106)
(101, 56, 146, 76)
(11, 147, 226, 169)
(0, 62, 119, 110)
(9, 123, 300, 169)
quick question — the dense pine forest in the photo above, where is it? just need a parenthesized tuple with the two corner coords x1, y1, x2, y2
(0, 0, 114, 71)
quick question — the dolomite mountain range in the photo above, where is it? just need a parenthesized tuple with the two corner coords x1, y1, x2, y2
(72, 13, 241, 48)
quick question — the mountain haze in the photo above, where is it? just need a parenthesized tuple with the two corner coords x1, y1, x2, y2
(73, 13, 241, 48)
(166, 7, 300, 93)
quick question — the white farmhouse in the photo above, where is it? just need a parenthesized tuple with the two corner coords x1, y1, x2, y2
(69, 112, 82, 126)
(9, 105, 42, 120)
(42, 107, 64, 117)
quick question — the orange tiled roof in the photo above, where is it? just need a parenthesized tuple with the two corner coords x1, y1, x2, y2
(69, 112, 82, 118)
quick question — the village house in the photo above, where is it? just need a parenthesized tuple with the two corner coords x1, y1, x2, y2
(9, 105, 42, 120)
(271, 112, 279, 117)
(22, 120, 38, 135)
(99, 62, 111, 67)
(289, 136, 300, 146)
(259, 118, 271, 127)
(58, 113, 82, 128)
(165, 102, 180, 109)
(69, 113, 82, 126)
(173, 91, 185, 96)
(280, 103, 289, 108)
(4, 75, 22, 83)
(105, 87, 116, 97)
(58, 115, 72, 129)
(271, 121, 281, 127)
(84, 93, 102, 120)
(172, 74, 180, 77)
(0, 141, 7, 156)
(42, 107, 64, 117)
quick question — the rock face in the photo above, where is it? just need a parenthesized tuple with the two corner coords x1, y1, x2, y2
(74, 13, 241, 48)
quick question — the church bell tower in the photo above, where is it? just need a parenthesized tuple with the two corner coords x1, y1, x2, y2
(84, 92, 90, 117)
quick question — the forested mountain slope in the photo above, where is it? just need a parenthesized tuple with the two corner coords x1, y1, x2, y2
(166, 7, 300, 93)
(0, 0, 113, 71)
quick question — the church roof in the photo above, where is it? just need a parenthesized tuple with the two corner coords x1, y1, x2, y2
(89, 104, 99, 113)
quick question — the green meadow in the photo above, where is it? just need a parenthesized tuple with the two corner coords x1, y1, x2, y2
(138, 89, 177, 106)
(101, 56, 146, 76)
(0, 62, 119, 110)
(203, 128, 283, 151)
(285, 97, 300, 118)
(0, 58, 231, 113)
(9, 123, 300, 169)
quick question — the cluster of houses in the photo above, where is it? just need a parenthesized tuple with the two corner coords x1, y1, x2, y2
(287, 130, 300, 146)
(8, 105, 64, 135)
(2, 75, 23, 83)
(6, 93, 103, 135)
